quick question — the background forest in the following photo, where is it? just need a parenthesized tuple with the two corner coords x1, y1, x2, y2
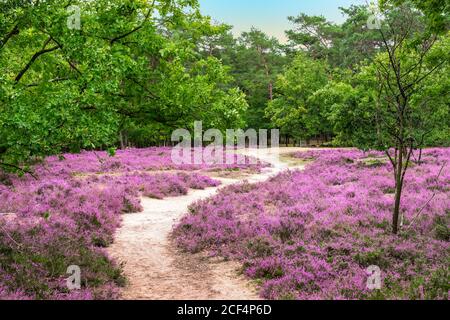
(0, 0, 449, 170)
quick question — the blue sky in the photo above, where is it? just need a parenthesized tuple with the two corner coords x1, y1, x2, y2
(198, 0, 368, 42)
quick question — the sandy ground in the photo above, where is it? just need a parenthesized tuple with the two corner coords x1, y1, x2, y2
(108, 148, 307, 300)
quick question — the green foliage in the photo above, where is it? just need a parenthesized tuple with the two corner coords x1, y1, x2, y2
(332, 30, 450, 150)
(0, 0, 248, 168)
(0, 0, 448, 169)
(107, 147, 117, 157)
(286, 13, 341, 61)
(200, 27, 288, 130)
(265, 53, 329, 140)
(286, 6, 384, 70)
(380, 0, 450, 33)
(268, 2, 449, 148)
(367, 267, 449, 300)
(433, 213, 450, 241)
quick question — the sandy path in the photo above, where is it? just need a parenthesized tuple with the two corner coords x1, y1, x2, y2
(108, 148, 306, 300)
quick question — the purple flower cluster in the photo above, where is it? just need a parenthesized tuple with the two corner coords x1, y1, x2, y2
(0, 147, 250, 300)
(40, 148, 265, 176)
(174, 148, 450, 300)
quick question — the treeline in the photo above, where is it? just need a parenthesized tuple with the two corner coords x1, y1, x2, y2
(0, 0, 449, 170)
(202, 1, 449, 148)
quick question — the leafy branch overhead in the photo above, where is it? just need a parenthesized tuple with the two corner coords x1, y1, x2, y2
(0, 0, 248, 166)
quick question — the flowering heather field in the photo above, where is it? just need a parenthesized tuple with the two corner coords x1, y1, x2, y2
(0, 148, 262, 300)
(174, 148, 450, 300)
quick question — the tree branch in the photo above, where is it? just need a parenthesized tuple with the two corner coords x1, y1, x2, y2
(110, 6, 154, 45)
(0, 24, 19, 50)
(0, 162, 38, 180)
(14, 38, 60, 83)
(404, 60, 446, 92)
(406, 161, 447, 230)
(25, 77, 70, 87)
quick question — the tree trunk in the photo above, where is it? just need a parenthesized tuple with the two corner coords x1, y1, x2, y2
(256, 45, 273, 102)
(119, 131, 125, 150)
(268, 82, 273, 101)
(418, 148, 423, 166)
(392, 145, 404, 234)
(124, 131, 129, 148)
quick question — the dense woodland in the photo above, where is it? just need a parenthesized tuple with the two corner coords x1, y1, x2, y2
(0, 0, 449, 168)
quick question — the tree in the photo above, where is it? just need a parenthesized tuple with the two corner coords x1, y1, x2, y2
(334, 5, 384, 70)
(314, 81, 361, 146)
(286, 14, 340, 61)
(286, 6, 384, 70)
(236, 29, 287, 130)
(199, 27, 288, 131)
(265, 53, 329, 143)
(374, 4, 448, 234)
(331, 3, 449, 234)
(381, 0, 450, 32)
(0, 0, 248, 170)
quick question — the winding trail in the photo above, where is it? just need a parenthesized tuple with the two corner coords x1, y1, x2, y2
(108, 148, 306, 300)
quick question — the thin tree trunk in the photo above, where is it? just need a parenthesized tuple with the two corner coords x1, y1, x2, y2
(392, 143, 404, 234)
(268, 82, 273, 101)
(257, 46, 273, 101)
(119, 131, 125, 150)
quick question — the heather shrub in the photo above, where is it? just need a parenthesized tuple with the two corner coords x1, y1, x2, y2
(0, 213, 123, 299)
(1, 147, 243, 299)
(433, 214, 450, 242)
(174, 148, 450, 300)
